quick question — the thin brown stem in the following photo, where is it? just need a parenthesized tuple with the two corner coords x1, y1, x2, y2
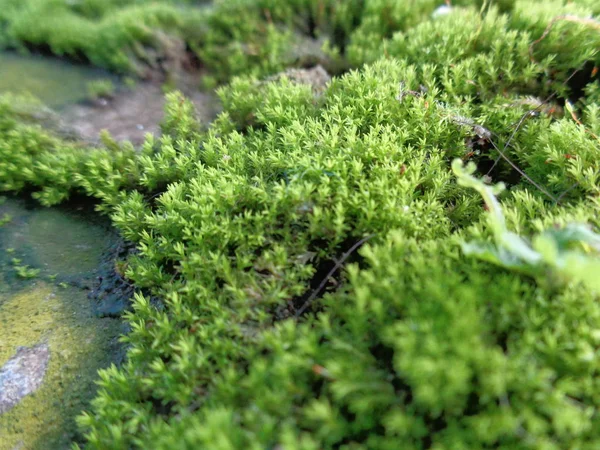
(488, 139, 559, 203)
(295, 234, 376, 317)
(530, 15, 600, 62)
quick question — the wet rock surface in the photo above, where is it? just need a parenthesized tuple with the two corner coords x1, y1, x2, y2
(0, 53, 113, 108)
(89, 240, 136, 318)
(0, 344, 50, 415)
(1, 49, 221, 146)
(0, 198, 126, 449)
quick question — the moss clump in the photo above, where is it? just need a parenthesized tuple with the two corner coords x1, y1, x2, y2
(86, 79, 116, 101)
(1, 0, 600, 448)
(0, 0, 188, 74)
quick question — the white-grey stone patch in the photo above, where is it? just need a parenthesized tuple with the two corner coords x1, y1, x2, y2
(432, 4, 452, 18)
(0, 343, 50, 414)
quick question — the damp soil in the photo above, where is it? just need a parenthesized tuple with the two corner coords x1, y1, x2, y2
(62, 79, 220, 145)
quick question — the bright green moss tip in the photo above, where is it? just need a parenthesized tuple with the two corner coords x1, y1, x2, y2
(1, 0, 600, 448)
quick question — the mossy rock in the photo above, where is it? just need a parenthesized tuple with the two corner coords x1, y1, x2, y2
(0, 200, 124, 450)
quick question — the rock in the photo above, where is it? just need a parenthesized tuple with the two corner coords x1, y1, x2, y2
(268, 65, 332, 94)
(11, 441, 25, 450)
(432, 4, 452, 18)
(288, 36, 332, 68)
(0, 343, 50, 415)
(132, 32, 199, 82)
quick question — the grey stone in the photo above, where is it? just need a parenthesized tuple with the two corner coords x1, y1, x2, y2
(0, 343, 50, 415)
(267, 65, 332, 94)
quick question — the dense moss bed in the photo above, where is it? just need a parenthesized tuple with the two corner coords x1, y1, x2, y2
(1, 0, 600, 448)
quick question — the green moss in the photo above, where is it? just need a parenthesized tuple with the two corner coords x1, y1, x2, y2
(1, 0, 600, 448)
(0, 0, 188, 74)
(86, 79, 116, 101)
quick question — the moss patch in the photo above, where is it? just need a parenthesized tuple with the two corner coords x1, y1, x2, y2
(1, 0, 600, 448)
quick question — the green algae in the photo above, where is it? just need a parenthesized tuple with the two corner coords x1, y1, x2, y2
(0, 199, 112, 284)
(0, 199, 125, 449)
(0, 53, 114, 109)
(0, 284, 123, 449)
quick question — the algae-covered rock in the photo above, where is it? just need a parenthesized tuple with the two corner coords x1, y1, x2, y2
(0, 200, 126, 450)
(0, 53, 113, 109)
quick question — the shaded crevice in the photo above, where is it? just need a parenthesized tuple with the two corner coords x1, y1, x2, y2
(565, 60, 600, 105)
(281, 236, 372, 319)
(88, 239, 137, 318)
